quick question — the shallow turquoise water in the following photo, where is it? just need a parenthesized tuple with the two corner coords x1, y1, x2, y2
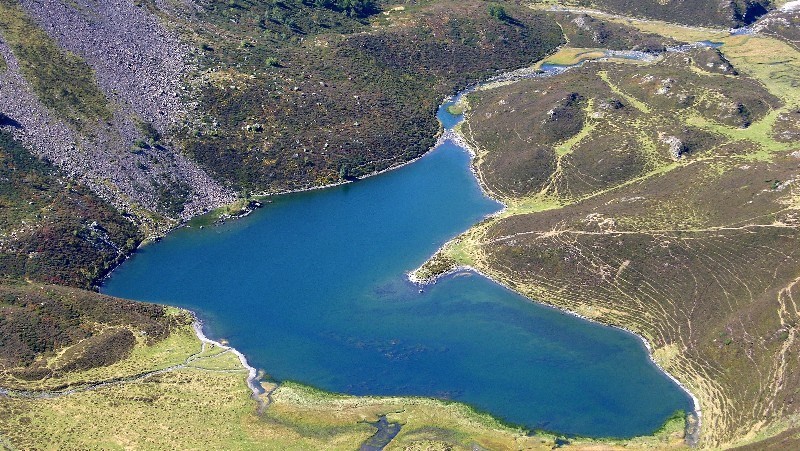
(103, 103, 692, 438)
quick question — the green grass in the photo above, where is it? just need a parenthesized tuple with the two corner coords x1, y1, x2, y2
(718, 35, 800, 104)
(598, 70, 651, 113)
(186, 348, 246, 371)
(536, 48, 608, 68)
(52, 326, 200, 386)
(2, 318, 200, 392)
(186, 198, 256, 228)
(685, 109, 794, 159)
(443, 238, 478, 267)
(503, 194, 563, 217)
(554, 98, 596, 157)
(446, 102, 465, 116)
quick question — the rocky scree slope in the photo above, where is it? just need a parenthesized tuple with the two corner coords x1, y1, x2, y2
(1, 0, 565, 224)
(0, 0, 234, 232)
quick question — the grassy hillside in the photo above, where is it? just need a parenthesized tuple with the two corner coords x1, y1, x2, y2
(755, 8, 800, 49)
(465, 49, 777, 202)
(585, 0, 772, 27)
(557, 11, 679, 51)
(418, 15, 800, 448)
(176, 0, 564, 193)
(0, 282, 188, 389)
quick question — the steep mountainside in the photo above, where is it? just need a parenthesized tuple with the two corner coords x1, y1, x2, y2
(176, 0, 564, 192)
(0, 0, 562, 286)
(0, 132, 141, 288)
(0, 0, 563, 229)
(0, 0, 234, 231)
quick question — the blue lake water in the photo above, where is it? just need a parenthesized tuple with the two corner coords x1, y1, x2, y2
(102, 102, 692, 438)
(699, 40, 724, 48)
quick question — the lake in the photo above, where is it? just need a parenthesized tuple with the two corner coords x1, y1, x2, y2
(102, 100, 693, 438)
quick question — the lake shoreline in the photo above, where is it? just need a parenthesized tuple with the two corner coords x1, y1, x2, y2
(190, 317, 262, 399)
(409, 261, 702, 445)
(95, 103, 455, 289)
(101, 53, 698, 443)
(409, 65, 704, 445)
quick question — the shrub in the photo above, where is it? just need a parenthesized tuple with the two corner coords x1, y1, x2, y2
(488, 4, 509, 22)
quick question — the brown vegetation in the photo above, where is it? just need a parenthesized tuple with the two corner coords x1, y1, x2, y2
(443, 29, 800, 447)
(590, 0, 771, 27)
(180, 0, 564, 193)
(0, 132, 141, 288)
(0, 282, 186, 386)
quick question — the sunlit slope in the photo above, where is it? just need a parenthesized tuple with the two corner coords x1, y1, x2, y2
(420, 20, 800, 449)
